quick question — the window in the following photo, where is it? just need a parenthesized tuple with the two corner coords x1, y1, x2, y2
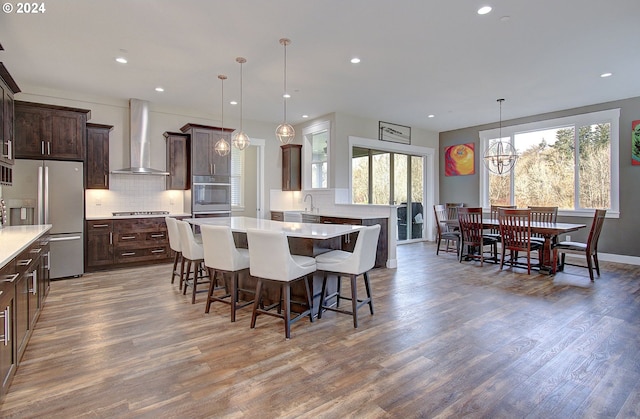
(479, 109, 619, 216)
(230, 148, 244, 208)
(303, 121, 330, 189)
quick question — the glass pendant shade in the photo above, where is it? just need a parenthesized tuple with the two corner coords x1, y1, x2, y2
(275, 123, 295, 144)
(232, 130, 250, 150)
(215, 137, 231, 156)
(482, 98, 517, 175)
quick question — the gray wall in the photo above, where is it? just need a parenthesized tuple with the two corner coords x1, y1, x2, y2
(439, 96, 640, 257)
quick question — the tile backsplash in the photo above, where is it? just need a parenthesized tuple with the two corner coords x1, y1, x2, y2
(85, 175, 185, 217)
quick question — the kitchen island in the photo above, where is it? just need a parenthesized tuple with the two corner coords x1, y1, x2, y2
(0, 224, 51, 269)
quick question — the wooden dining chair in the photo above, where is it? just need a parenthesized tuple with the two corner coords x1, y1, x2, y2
(457, 207, 498, 266)
(554, 209, 606, 281)
(528, 206, 558, 245)
(485, 204, 517, 242)
(445, 203, 465, 222)
(498, 208, 542, 274)
(433, 204, 460, 256)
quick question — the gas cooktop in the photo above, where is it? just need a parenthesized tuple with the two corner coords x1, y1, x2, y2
(112, 211, 170, 216)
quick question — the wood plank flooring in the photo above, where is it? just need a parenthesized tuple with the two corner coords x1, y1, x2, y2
(1, 242, 639, 418)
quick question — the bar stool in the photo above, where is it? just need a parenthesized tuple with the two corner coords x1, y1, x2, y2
(175, 220, 210, 304)
(201, 225, 254, 322)
(165, 217, 185, 288)
(246, 228, 316, 339)
(316, 224, 381, 328)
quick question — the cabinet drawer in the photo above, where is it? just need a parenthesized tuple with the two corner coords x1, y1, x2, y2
(114, 246, 169, 264)
(87, 220, 113, 230)
(114, 217, 167, 233)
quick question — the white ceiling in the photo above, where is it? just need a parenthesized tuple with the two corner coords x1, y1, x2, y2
(1, 0, 639, 133)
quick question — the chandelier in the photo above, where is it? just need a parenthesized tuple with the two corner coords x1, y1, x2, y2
(214, 74, 231, 156)
(483, 98, 517, 175)
(232, 57, 250, 150)
(275, 38, 295, 144)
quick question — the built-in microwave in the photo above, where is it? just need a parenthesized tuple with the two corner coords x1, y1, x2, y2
(192, 175, 231, 213)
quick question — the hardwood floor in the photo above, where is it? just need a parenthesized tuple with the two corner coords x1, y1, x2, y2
(1, 242, 639, 418)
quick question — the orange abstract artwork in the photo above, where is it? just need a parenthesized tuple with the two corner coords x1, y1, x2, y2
(445, 143, 475, 176)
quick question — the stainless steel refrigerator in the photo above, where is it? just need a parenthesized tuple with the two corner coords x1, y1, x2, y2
(4, 159, 84, 279)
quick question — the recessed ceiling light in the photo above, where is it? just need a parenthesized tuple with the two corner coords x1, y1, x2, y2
(230, 100, 238, 105)
(428, 114, 435, 118)
(350, 57, 361, 64)
(302, 114, 309, 118)
(115, 57, 128, 64)
(155, 87, 164, 92)
(600, 72, 613, 78)
(283, 93, 291, 98)
(477, 6, 492, 15)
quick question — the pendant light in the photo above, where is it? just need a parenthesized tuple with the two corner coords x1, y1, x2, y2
(232, 57, 250, 150)
(483, 98, 518, 175)
(214, 74, 231, 156)
(275, 38, 295, 144)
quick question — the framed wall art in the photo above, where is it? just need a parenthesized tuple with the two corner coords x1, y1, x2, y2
(445, 143, 475, 176)
(379, 121, 411, 144)
(633, 120, 640, 165)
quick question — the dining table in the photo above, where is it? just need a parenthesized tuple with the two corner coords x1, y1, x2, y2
(446, 217, 587, 274)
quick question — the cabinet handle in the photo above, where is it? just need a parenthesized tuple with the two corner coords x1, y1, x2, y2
(92, 224, 109, 228)
(1, 273, 19, 283)
(121, 252, 136, 256)
(210, 163, 213, 175)
(17, 258, 33, 266)
(151, 249, 165, 254)
(121, 235, 136, 240)
(41, 140, 45, 155)
(44, 251, 51, 269)
(48, 141, 51, 155)
(110, 232, 113, 245)
(27, 270, 38, 294)
(1, 306, 10, 345)
(30, 247, 42, 254)
(7, 140, 11, 159)
(1, 140, 9, 158)
(151, 234, 164, 238)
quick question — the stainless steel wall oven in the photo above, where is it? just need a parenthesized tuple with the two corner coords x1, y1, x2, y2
(192, 175, 231, 214)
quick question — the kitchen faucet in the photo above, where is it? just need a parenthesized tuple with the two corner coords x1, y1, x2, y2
(304, 194, 315, 213)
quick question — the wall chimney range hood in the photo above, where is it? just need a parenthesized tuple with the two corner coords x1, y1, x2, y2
(111, 99, 169, 175)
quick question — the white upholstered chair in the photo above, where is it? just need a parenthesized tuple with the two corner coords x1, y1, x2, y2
(316, 224, 381, 328)
(201, 225, 253, 322)
(165, 217, 185, 288)
(246, 228, 316, 339)
(175, 220, 209, 304)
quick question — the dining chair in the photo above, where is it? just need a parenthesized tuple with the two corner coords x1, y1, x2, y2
(528, 206, 558, 245)
(316, 224, 381, 328)
(498, 208, 542, 274)
(176, 219, 210, 303)
(445, 203, 465, 222)
(165, 217, 185, 288)
(554, 209, 606, 281)
(201, 225, 254, 322)
(485, 205, 517, 242)
(246, 228, 316, 339)
(433, 204, 460, 256)
(457, 207, 498, 266)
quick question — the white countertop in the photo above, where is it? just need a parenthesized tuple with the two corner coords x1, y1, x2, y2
(269, 210, 388, 220)
(86, 213, 191, 220)
(0, 224, 52, 270)
(186, 216, 365, 239)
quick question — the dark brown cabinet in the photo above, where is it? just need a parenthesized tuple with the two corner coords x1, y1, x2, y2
(0, 63, 20, 185)
(281, 144, 302, 191)
(180, 123, 232, 176)
(164, 131, 190, 190)
(0, 260, 17, 399)
(14, 101, 90, 161)
(85, 123, 112, 189)
(86, 218, 171, 270)
(86, 220, 114, 268)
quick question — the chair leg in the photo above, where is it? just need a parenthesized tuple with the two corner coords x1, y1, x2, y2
(192, 262, 200, 304)
(363, 272, 374, 315)
(171, 252, 179, 284)
(250, 279, 264, 329)
(350, 274, 358, 328)
(303, 275, 314, 323)
(593, 253, 601, 277)
(183, 260, 192, 295)
(317, 272, 328, 320)
(230, 272, 238, 322)
(179, 256, 186, 290)
(586, 254, 595, 282)
(283, 283, 291, 339)
(205, 267, 216, 313)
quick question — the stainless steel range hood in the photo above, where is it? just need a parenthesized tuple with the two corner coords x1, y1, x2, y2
(111, 99, 169, 175)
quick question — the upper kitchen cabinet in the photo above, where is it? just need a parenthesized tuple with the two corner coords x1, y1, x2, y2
(180, 123, 232, 177)
(0, 63, 20, 184)
(15, 101, 90, 161)
(281, 144, 302, 191)
(164, 131, 190, 190)
(86, 123, 113, 189)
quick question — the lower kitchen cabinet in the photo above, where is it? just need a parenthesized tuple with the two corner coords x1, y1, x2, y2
(0, 260, 17, 398)
(86, 217, 171, 270)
